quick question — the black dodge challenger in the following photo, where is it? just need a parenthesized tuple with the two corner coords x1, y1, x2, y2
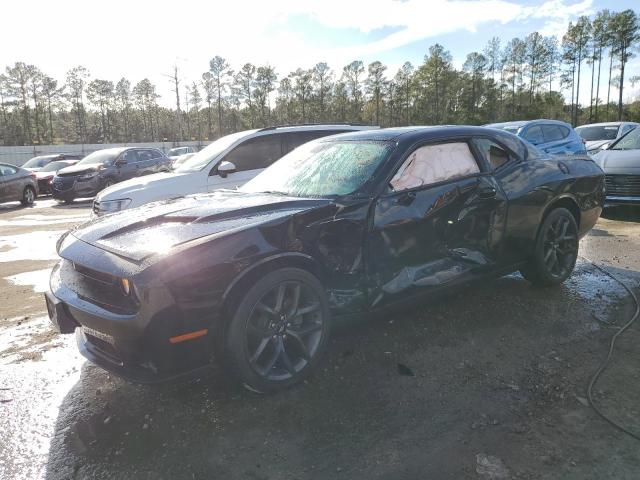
(45, 126, 605, 392)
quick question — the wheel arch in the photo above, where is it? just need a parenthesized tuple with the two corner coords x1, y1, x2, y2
(221, 252, 322, 316)
(213, 252, 322, 361)
(541, 195, 581, 229)
(526, 194, 581, 253)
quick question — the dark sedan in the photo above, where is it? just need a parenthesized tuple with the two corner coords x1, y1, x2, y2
(52, 147, 172, 203)
(0, 163, 38, 206)
(46, 126, 604, 392)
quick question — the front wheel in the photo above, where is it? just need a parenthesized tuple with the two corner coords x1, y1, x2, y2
(520, 208, 578, 286)
(21, 186, 36, 206)
(223, 268, 330, 393)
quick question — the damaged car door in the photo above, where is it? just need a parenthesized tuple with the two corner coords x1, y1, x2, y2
(368, 138, 508, 307)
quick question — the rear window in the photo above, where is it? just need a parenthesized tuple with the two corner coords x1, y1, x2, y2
(541, 125, 565, 142)
(41, 161, 71, 172)
(575, 125, 619, 141)
(22, 156, 55, 168)
(523, 126, 544, 144)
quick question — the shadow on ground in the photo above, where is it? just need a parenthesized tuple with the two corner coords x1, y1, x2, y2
(43, 262, 640, 479)
(601, 206, 640, 223)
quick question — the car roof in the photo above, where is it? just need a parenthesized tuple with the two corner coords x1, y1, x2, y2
(317, 125, 503, 142)
(258, 124, 376, 132)
(30, 154, 62, 160)
(486, 119, 571, 129)
(575, 122, 622, 128)
(576, 121, 639, 128)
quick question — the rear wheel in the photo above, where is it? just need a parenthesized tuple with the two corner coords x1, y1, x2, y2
(21, 186, 36, 206)
(520, 208, 578, 286)
(223, 268, 330, 393)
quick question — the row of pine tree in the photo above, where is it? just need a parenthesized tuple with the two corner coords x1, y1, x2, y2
(0, 8, 638, 146)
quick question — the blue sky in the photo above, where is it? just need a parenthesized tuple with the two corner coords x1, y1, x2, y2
(1, 0, 638, 106)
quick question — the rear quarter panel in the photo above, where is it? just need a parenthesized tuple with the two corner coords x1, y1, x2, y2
(496, 155, 604, 262)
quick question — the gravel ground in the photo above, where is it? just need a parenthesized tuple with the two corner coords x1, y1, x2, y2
(1, 199, 639, 480)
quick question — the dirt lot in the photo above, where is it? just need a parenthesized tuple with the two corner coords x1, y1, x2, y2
(1, 198, 639, 479)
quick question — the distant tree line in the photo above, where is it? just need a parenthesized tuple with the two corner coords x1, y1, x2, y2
(0, 8, 638, 147)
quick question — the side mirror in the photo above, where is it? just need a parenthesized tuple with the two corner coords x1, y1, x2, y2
(217, 161, 236, 178)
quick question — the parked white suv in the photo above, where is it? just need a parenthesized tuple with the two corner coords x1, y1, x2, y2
(93, 124, 377, 216)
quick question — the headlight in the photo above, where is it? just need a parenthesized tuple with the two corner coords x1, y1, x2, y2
(120, 278, 132, 295)
(95, 198, 132, 214)
(78, 171, 99, 181)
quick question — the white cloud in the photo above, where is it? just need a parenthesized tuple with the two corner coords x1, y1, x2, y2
(0, 0, 606, 107)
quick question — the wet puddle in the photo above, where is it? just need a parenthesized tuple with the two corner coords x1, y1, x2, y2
(0, 323, 82, 479)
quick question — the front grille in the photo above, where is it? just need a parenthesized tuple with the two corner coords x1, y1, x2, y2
(605, 174, 640, 197)
(53, 176, 76, 191)
(59, 260, 138, 314)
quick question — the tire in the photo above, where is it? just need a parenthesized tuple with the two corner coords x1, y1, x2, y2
(223, 268, 330, 393)
(520, 207, 578, 286)
(21, 186, 36, 206)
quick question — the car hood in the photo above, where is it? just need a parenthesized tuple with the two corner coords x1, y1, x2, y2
(585, 139, 612, 150)
(97, 172, 194, 202)
(35, 171, 55, 179)
(57, 164, 101, 176)
(70, 190, 330, 262)
(592, 149, 640, 173)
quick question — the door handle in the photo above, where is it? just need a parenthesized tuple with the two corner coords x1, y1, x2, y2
(396, 191, 416, 206)
(477, 186, 496, 199)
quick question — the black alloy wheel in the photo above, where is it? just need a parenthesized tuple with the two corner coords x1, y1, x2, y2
(520, 207, 578, 286)
(224, 268, 330, 392)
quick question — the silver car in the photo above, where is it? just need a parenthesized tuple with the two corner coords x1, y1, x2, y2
(0, 163, 39, 206)
(576, 122, 638, 155)
(592, 126, 640, 206)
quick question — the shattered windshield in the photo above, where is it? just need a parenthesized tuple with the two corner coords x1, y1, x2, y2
(240, 140, 394, 197)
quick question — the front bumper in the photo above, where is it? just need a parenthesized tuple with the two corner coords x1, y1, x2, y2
(604, 195, 640, 206)
(45, 259, 218, 383)
(37, 179, 53, 195)
(52, 175, 103, 200)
